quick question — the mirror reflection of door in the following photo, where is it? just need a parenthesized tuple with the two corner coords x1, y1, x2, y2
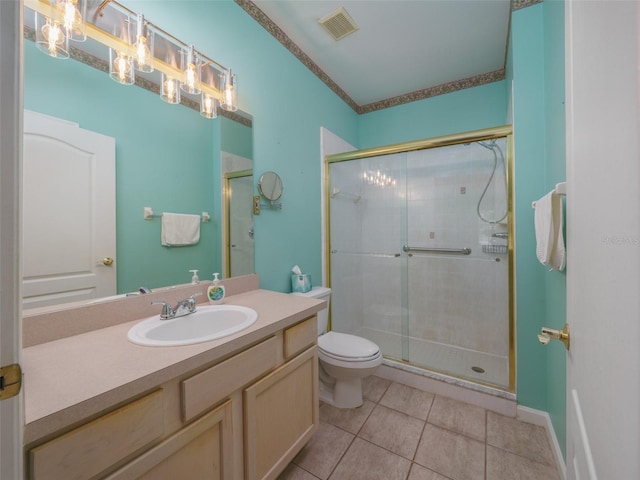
(225, 170, 254, 277)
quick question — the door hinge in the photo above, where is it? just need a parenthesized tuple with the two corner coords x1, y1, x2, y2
(0, 364, 22, 400)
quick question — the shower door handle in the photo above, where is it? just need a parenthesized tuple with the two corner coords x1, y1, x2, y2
(402, 245, 472, 255)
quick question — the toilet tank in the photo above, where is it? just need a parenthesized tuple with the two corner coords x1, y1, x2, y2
(291, 286, 331, 335)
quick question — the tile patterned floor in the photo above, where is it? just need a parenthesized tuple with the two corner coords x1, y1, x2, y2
(279, 376, 561, 480)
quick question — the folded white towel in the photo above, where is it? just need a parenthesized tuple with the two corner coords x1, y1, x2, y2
(533, 191, 565, 271)
(161, 213, 201, 246)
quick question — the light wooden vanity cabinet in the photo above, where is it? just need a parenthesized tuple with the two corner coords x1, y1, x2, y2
(28, 391, 165, 480)
(105, 399, 234, 480)
(26, 316, 319, 480)
(244, 346, 319, 480)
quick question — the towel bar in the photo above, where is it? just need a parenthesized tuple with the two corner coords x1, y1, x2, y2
(143, 207, 210, 222)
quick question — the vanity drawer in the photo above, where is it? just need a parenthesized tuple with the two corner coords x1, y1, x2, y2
(28, 390, 164, 480)
(283, 316, 317, 359)
(181, 336, 278, 422)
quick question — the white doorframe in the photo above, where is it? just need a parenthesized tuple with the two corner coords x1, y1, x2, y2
(0, 0, 24, 478)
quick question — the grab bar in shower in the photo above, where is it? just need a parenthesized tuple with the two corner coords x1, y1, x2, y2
(331, 249, 401, 258)
(402, 245, 472, 255)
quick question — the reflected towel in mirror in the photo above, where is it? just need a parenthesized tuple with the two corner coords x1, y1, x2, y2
(161, 213, 201, 246)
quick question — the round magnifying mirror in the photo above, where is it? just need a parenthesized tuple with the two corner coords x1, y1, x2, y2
(258, 171, 283, 201)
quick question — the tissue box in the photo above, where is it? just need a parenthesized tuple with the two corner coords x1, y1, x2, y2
(291, 274, 312, 293)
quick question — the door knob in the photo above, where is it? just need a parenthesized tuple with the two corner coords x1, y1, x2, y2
(537, 323, 570, 350)
(102, 257, 114, 266)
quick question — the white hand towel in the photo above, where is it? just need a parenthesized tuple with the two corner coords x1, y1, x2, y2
(161, 213, 201, 246)
(533, 191, 566, 271)
(550, 193, 566, 271)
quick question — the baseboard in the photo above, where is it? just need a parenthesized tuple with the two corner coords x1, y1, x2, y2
(517, 405, 567, 480)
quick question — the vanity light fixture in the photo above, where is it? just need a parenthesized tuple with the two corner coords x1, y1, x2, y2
(220, 69, 238, 112)
(181, 45, 201, 95)
(161, 74, 181, 105)
(26, 0, 238, 118)
(200, 93, 217, 119)
(134, 13, 154, 73)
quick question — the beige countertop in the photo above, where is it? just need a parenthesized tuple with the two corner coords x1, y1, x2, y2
(23, 287, 323, 445)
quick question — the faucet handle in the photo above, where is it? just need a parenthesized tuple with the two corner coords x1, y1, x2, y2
(187, 292, 202, 311)
(151, 300, 174, 319)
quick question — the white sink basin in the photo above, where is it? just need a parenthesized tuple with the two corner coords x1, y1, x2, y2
(128, 304, 258, 347)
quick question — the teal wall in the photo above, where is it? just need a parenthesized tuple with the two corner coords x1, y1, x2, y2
(220, 116, 252, 160)
(510, 3, 549, 412)
(543, 0, 567, 458)
(509, 1, 567, 457)
(359, 81, 507, 148)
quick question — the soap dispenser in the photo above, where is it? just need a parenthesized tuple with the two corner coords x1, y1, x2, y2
(207, 273, 225, 304)
(190, 269, 200, 284)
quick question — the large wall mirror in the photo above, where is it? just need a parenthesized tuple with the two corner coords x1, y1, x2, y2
(22, 19, 253, 311)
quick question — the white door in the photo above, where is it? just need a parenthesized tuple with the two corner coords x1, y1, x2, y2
(22, 111, 116, 308)
(0, 1, 23, 478)
(565, 1, 640, 479)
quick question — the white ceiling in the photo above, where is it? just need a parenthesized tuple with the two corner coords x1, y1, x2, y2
(252, 0, 511, 107)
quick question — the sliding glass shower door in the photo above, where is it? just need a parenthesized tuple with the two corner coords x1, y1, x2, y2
(328, 131, 512, 390)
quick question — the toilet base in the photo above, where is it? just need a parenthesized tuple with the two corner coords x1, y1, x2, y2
(319, 377, 363, 409)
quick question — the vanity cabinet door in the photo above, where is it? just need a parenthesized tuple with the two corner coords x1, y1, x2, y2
(244, 346, 319, 480)
(106, 400, 234, 480)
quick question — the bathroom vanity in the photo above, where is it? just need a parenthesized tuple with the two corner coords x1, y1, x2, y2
(22, 275, 323, 480)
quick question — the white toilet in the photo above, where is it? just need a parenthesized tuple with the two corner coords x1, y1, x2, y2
(293, 287, 382, 408)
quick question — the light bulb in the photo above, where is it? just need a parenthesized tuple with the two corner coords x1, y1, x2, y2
(56, 0, 86, 42)
(181, 46, 201, 94)
(45, 21, 63, 55)
(116, 56, 127, 82)
(220, 70, 238, 112)
(36, 13, 69, 59)
(135, 36, 151, 70)
(109, 49, 134, 85)
(134, 14, 153, 73)
(200, 93, 217, 119)
(62, 1, 77, 31)
(161, 74, 181, 104)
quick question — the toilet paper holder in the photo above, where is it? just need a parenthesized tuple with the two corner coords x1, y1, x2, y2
(537, 324, 570, 350)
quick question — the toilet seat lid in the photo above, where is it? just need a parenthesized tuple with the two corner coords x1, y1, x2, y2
(318, 331, 380, 360)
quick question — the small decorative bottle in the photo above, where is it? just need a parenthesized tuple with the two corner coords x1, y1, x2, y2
(207, 273, 225, 304)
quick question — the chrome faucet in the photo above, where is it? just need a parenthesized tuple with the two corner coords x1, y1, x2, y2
(152, 293, 202, 320)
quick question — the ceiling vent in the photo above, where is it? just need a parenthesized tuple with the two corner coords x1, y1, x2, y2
(318, 7, 359, 41)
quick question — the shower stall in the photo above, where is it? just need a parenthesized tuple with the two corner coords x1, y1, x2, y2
(326, 127, 514, 391)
